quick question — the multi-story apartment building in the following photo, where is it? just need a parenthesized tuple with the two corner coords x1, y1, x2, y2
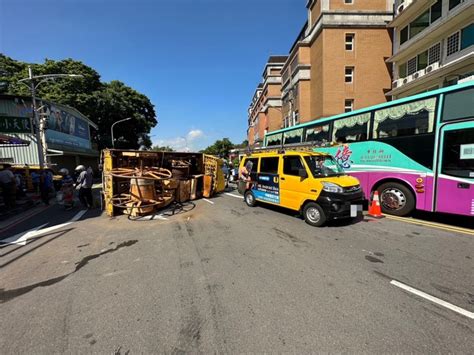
(387, 0, 474, 98)
(247, 56, 287, 147)
(280, 0, 394, 128)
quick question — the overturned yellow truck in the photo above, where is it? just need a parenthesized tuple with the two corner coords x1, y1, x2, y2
(102, 149, 226, 217)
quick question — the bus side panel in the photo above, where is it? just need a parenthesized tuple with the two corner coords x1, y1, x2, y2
(317, 142, 434, 212)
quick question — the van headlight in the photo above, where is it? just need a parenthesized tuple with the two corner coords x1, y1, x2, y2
(322, 182, 343, 193)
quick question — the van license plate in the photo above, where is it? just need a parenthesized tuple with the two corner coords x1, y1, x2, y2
(350, 205, 362, 217)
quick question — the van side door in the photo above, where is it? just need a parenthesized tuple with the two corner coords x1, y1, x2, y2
(252, 156, 281, 205)
(279, 155, 313, 211)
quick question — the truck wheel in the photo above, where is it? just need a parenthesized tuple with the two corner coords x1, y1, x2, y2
(303, 202, 327, 227)
(244, 190, 256, 207)
(377, 182, 415, 217)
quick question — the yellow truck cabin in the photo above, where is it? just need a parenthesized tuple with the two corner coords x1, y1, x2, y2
(238, 150, 364, 226)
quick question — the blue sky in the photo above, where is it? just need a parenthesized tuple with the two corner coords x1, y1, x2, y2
(1, 0, 306, 150)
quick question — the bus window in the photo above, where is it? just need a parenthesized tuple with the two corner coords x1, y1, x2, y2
(266, 133, 282, 146)
(373, 97, 436, 138)
(304, 124, 330, 145)
(284, 128, 303, 145)
(332, 113, 370, 143)
(442, 87, 474, 122)
(441, 128, 474, 179)
(260, 157, 279, 174)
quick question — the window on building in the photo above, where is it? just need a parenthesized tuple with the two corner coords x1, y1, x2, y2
(417, 51, 428, 71)
(407, 57, 417, 75)
(428, 43, 441, 64)
(373, 97, 436, 138)
(400, 26, 409, 45)
(410, 10, 430, 38)
(344, 0, 353, 4)
(461, 24, 474, 50)
(344, 99, 354, 113)
(447, 31, 460, 56)
(304, 124, 330, 144)
(399, 62, 407, 78)
(260, 157, 279, 174)
(345, 67, 354, 83)
(430, 0, 442, 23)
(333, 113, 370, 143)
(283, 156, 305, 176)
(293, 111, 300, 126)
(449, 0, 462, 10)
(345, 33, 355, 51)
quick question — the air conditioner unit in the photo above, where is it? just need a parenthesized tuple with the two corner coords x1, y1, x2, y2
(403, 75, 413, 85)
(396, 3, 405, 15)
(425, 62, 440, 74)
(459, 75, 474, 84)
(412, 69, 425, 80)
(392, 79, 403, 88)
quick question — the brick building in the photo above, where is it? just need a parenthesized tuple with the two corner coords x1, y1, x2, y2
(387, 0, 474, 99)
(247, 0, 395, 141)
(247, 56, 287, 147)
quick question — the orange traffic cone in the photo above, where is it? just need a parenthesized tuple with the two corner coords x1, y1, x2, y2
(368, 191, 384, 218)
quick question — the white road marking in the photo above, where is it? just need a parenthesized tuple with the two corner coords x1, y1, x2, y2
(0, 223, 49, 245)
(202, 198, 214, 205)
(390, 280, 474, 320)
(71, 210, 88, 222)
(137, 214, 169, 221)
(0, 210, 88, 246)
(225, 193, 244, 199)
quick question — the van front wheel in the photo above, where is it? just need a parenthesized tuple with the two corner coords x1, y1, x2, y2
(244, 190, 257, 207)
(303, 202, 327, 227)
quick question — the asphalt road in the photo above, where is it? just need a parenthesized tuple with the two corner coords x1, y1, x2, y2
(0, 188, 473, 353)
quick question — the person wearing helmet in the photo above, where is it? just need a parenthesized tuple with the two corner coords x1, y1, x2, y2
(59, 168, 74, 210)
(75, 165, 93, 209)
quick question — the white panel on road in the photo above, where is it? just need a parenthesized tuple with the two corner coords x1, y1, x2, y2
(390, 280, 474, 319)
(224, 193, 244, 199)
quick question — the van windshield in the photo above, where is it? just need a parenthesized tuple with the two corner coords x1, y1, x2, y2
(304, 156, 345, 177)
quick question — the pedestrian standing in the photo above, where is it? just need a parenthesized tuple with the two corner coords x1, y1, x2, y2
(59, 168, 74, 210)
(40, 170, 52, 205)
(0, 164, 17, 210)
(31, 170, 40, 194)
(75, 165, 93, 209)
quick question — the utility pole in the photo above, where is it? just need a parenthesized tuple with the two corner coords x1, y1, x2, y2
(18, 66, 83, 170)
(28, 67, 45, 169)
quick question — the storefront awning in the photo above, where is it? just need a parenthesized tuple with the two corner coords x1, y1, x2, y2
(0, 133, 30, 147)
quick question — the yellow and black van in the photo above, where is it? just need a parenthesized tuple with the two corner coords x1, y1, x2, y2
(238, 150, 364, 226)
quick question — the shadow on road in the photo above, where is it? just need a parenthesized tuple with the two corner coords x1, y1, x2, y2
(0, 228, 74, 268)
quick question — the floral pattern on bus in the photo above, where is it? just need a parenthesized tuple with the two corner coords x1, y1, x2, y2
(335, 145, 353, 169)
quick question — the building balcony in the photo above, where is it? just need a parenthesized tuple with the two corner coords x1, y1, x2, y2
(390, 0, 419, 27)
(389, 0, 473, 61)
(388, 49, 474, 96)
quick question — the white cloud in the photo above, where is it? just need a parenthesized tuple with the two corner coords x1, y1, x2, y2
(187, 129, 203, 140)
(153, 129, 206, 152)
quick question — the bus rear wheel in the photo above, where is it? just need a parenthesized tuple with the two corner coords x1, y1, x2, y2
(377, 182, 415, 217)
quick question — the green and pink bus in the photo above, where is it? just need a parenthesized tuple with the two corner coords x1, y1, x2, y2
(263, 81, 474, 217)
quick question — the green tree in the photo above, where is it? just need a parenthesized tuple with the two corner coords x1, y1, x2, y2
(0, 54, 157, 149)
(202, 138, 234, 157)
